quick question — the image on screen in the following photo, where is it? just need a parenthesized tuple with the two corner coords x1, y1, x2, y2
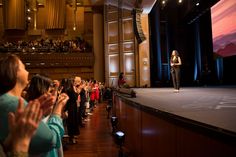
(211, 0, 236, 57)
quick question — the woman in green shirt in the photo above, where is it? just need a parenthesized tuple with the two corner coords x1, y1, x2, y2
(0, 98, 42, 157)
(0, 54, 68, 157)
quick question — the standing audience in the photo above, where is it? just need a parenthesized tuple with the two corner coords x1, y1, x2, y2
(61, 78, 79, 144)
(0, 54, 69, 157)
(0, 54, 105, 156)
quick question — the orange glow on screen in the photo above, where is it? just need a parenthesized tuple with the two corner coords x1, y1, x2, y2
(211, 0, 236, 57)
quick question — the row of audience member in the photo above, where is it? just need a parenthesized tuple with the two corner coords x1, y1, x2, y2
(0, 54, 105, 157)
(0, 54, 69, 157)
(0, 37, 92, 53)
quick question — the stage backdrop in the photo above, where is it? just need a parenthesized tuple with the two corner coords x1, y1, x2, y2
(211, 0, 236, 57)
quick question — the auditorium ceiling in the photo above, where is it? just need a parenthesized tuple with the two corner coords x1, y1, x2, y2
(0, 0, 156, 14)
(35, 0, 104, 6)
(69, 0, 157, 13)
(105, 0, 157, 13)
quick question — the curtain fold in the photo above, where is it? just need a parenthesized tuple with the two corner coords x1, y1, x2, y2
(3, 0, 25, 30)
(45, 0, 66, 29)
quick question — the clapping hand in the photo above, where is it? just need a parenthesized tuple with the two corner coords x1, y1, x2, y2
(4, 98, 42, 152)
(52, 93, 69, 117)
(37, 90, 57, 116)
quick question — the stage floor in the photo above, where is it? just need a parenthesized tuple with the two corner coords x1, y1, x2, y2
(130, 86, 236, 134)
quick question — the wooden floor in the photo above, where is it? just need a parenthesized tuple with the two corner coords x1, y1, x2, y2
(63, 102, 119, 157)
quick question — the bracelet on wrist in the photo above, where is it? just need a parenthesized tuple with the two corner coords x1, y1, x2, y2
(52, 113, 61, 117)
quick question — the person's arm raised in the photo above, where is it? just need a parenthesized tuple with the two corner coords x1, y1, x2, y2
(4, 98, 42, 155)
(37, 91, 57, 117)
(52, 93, 69, 117)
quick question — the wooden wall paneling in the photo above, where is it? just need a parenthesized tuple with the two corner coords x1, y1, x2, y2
(37, 7, 46, 30)
(104, 5, 109, 86)
(84, 11, 93, 35)
(108, 54, 119, 87)
(107, 11, 118, 21)
(123, 42, 134, 52)
(111, 92, 117, 117)
(0, 52, 94, 80)
(108, 5, 118, 12)
(116, 97, 123, 130)
(122, 9, 132, 18)
(0, 7, 4, 36)
(114, 94, 236, 157)
(141, 111, 176, 157)
(123, 52, 135, 86)
(123, 53, 135, 75)
(118, 98, 127, 133)
(3, 0, 25, 30)
(28, 66, 94, 80)
(125, 103, 142, 157)
(105, 6, 124, 87)
(206, 135, 236, 157)
(45, 29, 65, 39)
(28, 67, 93, 80)
(17, 53, 94, 67)
(125, 76, 135, 87)
(122, 18, 134, 42)
(118, 8, 123, 75)
(176, 126, 236, 157)
(108, 43, 119, 54)
(66, 5, 74, 30)
(108, 54, 119, 77)
(105, 6, 136, 87)
(121, 10, 136, 87)
(176, 126, 211, 157)
(108, 21, 118, 43)
(77, 7, 85, 34)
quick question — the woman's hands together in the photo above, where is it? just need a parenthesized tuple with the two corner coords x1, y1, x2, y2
(4, 98, 42, 153)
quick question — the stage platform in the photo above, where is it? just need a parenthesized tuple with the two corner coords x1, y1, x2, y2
(128, 86, 236, 135)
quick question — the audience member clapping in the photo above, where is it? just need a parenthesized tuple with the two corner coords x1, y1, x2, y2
(0, 98, 42, 157)
(0, 54, 69, 157)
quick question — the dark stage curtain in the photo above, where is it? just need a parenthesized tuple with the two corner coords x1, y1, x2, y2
(194, 19, 202, 81)
(149, 3, 162, 85)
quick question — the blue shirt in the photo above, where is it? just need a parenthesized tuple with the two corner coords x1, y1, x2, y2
(0, 93, 64, 157)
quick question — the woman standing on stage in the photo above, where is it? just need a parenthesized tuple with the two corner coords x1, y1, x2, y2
(170, 50, 182, 92)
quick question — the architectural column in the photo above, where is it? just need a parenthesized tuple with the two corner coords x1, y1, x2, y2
(93, 7, 104, 82)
